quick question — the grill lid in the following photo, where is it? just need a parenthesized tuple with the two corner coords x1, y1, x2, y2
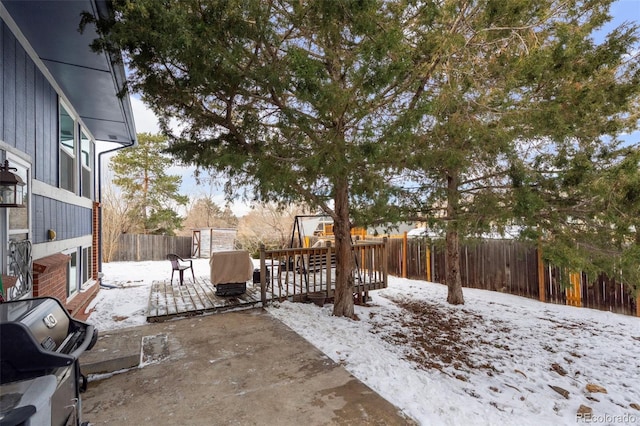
(0, 297, 98, 386)
(0, 298, 70, 351)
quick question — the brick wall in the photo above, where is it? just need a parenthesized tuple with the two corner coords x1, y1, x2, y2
(33, 253, 70, 304)
(65, 282, 99, 320)
(32, 252, 99, 318)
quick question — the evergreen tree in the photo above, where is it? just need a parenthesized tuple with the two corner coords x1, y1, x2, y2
(110, 132, 189, 235)
(87, 0, 414, 318)
(393, 0, 640, 303)
(85, 0, 639, 310)
(519, 143, 640, 294)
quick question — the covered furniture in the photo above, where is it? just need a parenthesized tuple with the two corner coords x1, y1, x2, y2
(209, 251, 254, 296)
(167, 254, 195, 285)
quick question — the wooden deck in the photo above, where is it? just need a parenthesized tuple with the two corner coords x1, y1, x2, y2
(147, 277, 269, 322)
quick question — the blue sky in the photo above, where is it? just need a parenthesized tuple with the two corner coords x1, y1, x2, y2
(126, 0, 640, 217)
(607, 0, 640, 30)
(606, 0, 640, 147)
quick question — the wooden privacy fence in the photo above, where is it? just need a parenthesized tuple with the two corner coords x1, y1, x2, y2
(543, 268, 638, 316)
(109, 234, 192, 262)
(382, 234, 639, 317)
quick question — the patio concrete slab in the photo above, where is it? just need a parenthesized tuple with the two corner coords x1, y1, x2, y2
(79, 309, 416, 425)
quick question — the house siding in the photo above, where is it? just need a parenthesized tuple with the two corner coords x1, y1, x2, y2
(3, 21, 16, 147)
(2, 17, 95, 306)
(32, 196, 92, 244)
(1, 19, 58, 186)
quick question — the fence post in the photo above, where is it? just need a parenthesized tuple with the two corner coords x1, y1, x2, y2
(537, 240, 546, 302)
(383, 237, 388, 288)
(567, 272, 582, 307)
(402, 231, 408, 278)
(260, 244, 267, 306)
(426, 245, 431, 282)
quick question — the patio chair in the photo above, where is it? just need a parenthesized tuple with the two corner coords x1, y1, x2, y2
(167, 253, 195, 285)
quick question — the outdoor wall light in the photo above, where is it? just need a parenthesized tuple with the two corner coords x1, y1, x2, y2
(0, 160, 26, 208)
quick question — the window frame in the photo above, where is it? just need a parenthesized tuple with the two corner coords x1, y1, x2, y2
(1, 152, 32, 300)
(80, 128, 94, 199)
(6, 153, 30, 241)
(81, 245, 92, 287)
(59, 101, 77, 194)
(65, 247, 78, 297)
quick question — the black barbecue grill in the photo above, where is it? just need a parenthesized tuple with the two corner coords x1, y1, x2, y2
(0, 297, 98, 426)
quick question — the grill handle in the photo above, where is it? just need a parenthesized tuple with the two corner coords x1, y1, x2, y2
(68, 324, 96, 360)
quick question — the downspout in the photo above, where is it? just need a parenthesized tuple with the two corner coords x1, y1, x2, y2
(97, 142, 133, 285)
(92, 0, 138, 283)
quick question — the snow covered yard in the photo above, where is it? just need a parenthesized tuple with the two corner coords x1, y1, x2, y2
(269, 279, 640, 425)
(88, 260, 640, 425)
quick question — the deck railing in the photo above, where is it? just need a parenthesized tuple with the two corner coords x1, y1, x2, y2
(258, 239, 388, 305)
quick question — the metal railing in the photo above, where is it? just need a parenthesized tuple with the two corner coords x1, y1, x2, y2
(5, 240, 33, 300)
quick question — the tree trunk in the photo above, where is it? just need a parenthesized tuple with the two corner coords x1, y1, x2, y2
(142, 170, 149, 234)
(445, 228, 465, 304)
(332, 180, 355, 318)
(445, 172, 465, 305)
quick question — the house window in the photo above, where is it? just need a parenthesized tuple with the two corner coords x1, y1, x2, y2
(59, 103, 76, 193)
(2, 153, 32, 300)
(82, 246, 92, 285)
(7, 157, 29, 241)
(80, 129, 93, 199)
(67, 249, 78, 296)
(66, 246, 92, 296)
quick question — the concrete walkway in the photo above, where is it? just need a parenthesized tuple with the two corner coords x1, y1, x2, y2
(79, 309, 416, 425)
